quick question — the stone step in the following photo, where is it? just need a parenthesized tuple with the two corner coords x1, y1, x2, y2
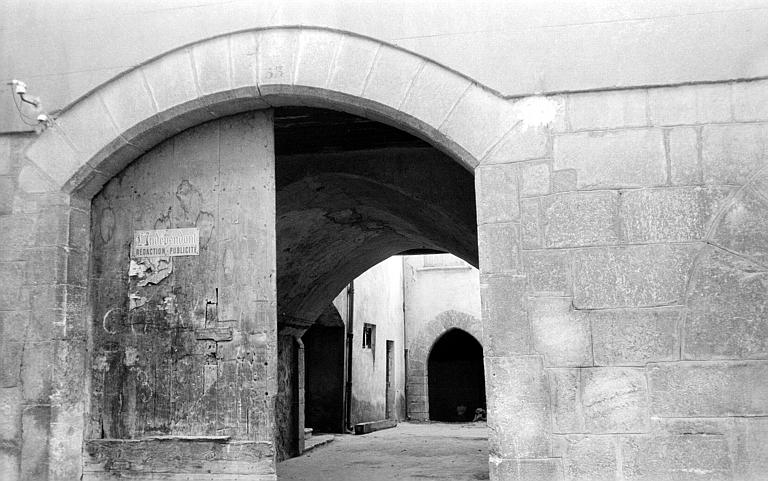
(304, 427, 313, 439)
(302, 434, 335, 454)
(353, 419, 397, 435)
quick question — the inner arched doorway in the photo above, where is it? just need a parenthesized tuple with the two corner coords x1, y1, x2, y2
(427, 329, 485, 422)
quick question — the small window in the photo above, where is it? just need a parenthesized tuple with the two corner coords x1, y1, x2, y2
(362, 323, 376, 350)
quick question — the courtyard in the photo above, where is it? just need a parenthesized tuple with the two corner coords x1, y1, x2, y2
(278, 423, 489, 481)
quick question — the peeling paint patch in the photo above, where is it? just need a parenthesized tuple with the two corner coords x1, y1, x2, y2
(93, 354, 109, 372)
(129, 257, 172, 286)
(124, 347, 140, 366)
(162, 294, 177, 314)
(513, 96, 561, 129)
(129, 293, 148, 310)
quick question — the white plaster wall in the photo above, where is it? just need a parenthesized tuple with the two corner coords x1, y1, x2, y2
(4, 0, 768, 131)
(403, 254, 481, 348)
(333, 256, 406, 423)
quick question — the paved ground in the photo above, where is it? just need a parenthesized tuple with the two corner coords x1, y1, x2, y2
(277, 422, 489, 481)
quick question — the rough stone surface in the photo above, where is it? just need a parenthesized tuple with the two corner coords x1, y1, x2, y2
(621, 434, 732, 481)
(590, 308, 681, 366)
(710, 187, 768, 267)
(648, 361, 768, 417)
(547, 368, 583, 433)
(556, 435, 617, 481)
(479, 223, 520, 275)
(553, 129, 666, 188)
(568, 89, 647, 131)
(522, 249, 570, 296)
(551, 169, 578, 193)
(529, 297, 592, 367)
(541, 190, 619, 248)
(648, 84, 731, 125)
(702, 124, 768, 185)
(572, 244, 699, 309)
(476, 163, 520, 224)
(490, 457, 564, 481)
(669, 127, 701, 185)
(620, 186, 731, 243)
(581, 367, 648, 434)
(685, 248, 768, 360)
(440, 86, 519, 160)
(520, 198, 541, 249)
(480, 276, 530, 356)
(485, 356, 551, 458)
(481, 124, 549, 165)
(518, 161, 550, 197)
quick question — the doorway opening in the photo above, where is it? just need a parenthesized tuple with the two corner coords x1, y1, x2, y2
(272, 106, 481, 465)
(427, 329, 485, 422)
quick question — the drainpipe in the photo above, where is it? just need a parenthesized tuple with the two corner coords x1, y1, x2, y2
(344, 281, 354, 431)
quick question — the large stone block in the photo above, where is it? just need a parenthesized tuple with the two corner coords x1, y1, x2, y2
(143, 48, 199, 112)
(399, 62, 472, 131)
(99, 68, 158, 134)
(529, 298, 592, 367)
(522, 250, 570, 296)
(702, 124, 768, 185)
(0, 135, 11, 175)
(0, 176, 13, 215)
(293, 30, 339, 89)
(648, 84, 731, 126)
(256, 29, 299, 87)
(479, 223, 521, 275)
(647, 361, 768, 417)
(732, 79, 768, 121)
(581, 367, 648, 433)
(440, 85, 519, 160)
(363, 46, 422, 109)
(685, 248, 768, 360)
(521, 199, 541, 249)
(732, 417, 768, 481)
(191, 35, 232, 95)
(669, 127, 701, 185)
(0, 341, 23, 388)
(0, 450, 19, 481)
(485, 356, 551, 458)
(710, 187, 768, 267)
(547, 368, 583, 433)
(555, 435, 618, 481)
(21, 341, 53, 402)
(541, 191, 619, 248)
(620, 186, 731, 243)
(621, 434, 732, 481)
(518, 160, 550, 197)
(590, 308, 681, 366)
(476, 163, 520, 224)
(20, 405, 50, 480)
(568, 89, 647, 131)
(480, 276, 531, 356)
(328, 36, 380, 97)
(489, 456, 564, 481)
(0, 387, 21, 440)
(572, 244, 699, 309)
(23, 127, 82, 190)
(481, 124, 549, 165)
(553, 129, 666, 188)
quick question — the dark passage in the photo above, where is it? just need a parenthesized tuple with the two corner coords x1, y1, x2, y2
(427, 329, 485, 422)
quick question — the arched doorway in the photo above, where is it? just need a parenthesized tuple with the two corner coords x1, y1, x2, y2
(17, 26, 539, 481)
(427, 329, 485, 422)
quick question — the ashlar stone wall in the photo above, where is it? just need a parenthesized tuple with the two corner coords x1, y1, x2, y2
(479, 80, 768, 480)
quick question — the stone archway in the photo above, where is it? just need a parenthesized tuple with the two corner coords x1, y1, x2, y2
(406, 310, 482, 420)
(14, 26, 549, 481)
